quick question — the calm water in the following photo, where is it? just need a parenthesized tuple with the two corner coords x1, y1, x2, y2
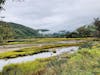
(0, 46, 79, 71)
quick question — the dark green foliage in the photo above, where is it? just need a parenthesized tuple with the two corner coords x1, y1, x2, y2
(94, 18, 100, 37)
(76, 25, 95, 37)
(66, 32, 79, 38)
(66, 25, 96, 38)
(0, 21, 13, 44)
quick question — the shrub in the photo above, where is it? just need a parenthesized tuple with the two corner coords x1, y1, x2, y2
(79, 42, 94, 49)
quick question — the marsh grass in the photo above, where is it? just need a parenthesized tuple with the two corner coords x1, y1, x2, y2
(1, 57, 54, 75)
(1, 39, 99, 75)
(44, 43, 100, 75)
(6, 38, 95, 45)
(4, 47, 99, 75)
(0, 43, 81, 59)
(1, 42, 100, 75)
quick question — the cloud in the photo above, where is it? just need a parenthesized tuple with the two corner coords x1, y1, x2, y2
(1, 0, 100, 32)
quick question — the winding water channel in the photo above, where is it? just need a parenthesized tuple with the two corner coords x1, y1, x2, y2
(0, 46, 79, 71)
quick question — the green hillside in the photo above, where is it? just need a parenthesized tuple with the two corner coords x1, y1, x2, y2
(8, 22, 39, 38)
(0, 21, 39, 39)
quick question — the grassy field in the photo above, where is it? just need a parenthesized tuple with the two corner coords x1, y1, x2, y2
(0, 40, 100, 75)
(6, 38, 96, 45)
(44, 48, 100, 75)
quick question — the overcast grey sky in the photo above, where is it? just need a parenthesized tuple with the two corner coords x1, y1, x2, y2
(1, 0, 100, 32)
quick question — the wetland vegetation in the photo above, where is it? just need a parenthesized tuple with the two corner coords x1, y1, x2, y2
(0, 0, 100, 75)
(0, 41, 99, 75)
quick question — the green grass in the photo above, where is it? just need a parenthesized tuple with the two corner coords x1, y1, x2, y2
(1, 57, 55, 75)
(1, 41, 100, 75)
(0, 43, 81, 59)
(2, 61, 46, 75)
(44, 42, 100, 75)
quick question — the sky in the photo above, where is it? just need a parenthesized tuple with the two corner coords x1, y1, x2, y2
(0, 0, 100, 32)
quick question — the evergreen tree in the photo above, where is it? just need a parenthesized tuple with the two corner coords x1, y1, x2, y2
(94, 18, 100, 37)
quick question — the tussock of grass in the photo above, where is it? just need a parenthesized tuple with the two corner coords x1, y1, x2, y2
(2, 57, 54, 75)
(2, 60, 46, 75)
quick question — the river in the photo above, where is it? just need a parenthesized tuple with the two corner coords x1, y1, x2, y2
(0, 46, 79, 71)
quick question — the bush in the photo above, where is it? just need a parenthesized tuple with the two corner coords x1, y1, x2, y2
(79, 42, 94, 49)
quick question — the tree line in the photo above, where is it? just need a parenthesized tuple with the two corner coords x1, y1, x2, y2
(66, 18, 100, 38)
(0, 21, 13, 44)
(41, 18, 100, 38)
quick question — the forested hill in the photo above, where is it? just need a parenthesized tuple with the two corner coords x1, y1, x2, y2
(8, 22, 39, 38)
(0, 21, 39, 39)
